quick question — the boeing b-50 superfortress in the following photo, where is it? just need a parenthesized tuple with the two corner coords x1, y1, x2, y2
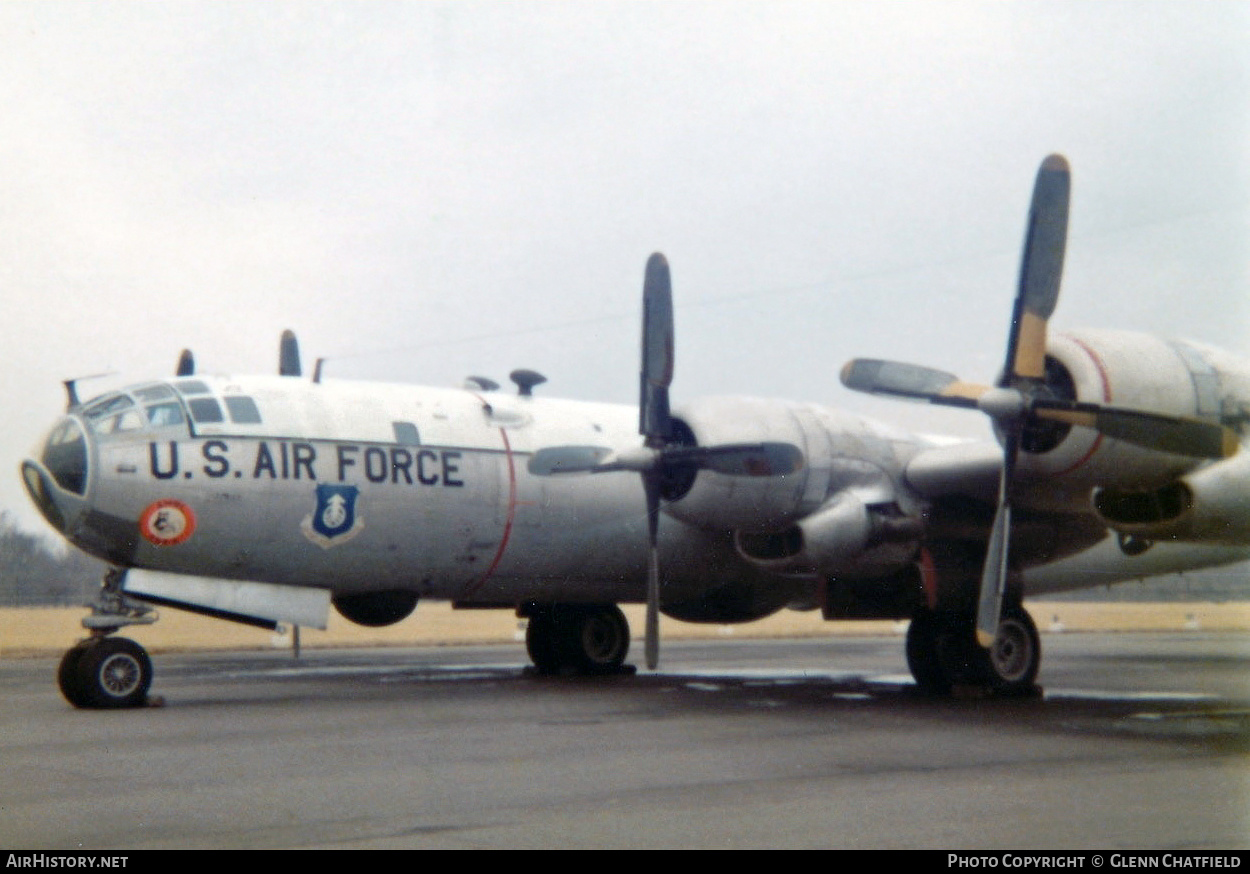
(23, 155, 1250, 708)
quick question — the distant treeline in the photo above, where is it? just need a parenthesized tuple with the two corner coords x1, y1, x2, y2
(0, 514, 104, 607)
(0, 512, 1246, 606)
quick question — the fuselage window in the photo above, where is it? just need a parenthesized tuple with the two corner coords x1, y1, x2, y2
(393, 421, 421, 445)
(224, 396, 262, 424)
(188, 397, 224, 424)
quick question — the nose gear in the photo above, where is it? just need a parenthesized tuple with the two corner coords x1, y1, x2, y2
(57, 567, 158, 709)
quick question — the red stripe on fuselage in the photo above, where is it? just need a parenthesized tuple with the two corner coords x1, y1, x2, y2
(460, 396, 519, 600)
(465, 426, 517, 600)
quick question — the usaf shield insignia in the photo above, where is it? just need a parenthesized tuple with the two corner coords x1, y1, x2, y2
(301, 484, 364, 548)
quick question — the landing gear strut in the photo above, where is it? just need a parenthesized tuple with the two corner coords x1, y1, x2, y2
(57, 568, 157, 709)
(906, 605, 1041, 697)
(524, 604, 633, 675)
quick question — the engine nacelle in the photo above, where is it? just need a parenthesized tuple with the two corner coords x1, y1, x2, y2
(662, 395, 923, 532)
(1094, 449, 1250, 545)
(1014, 330, 1229, 491)
(332, 590, 419, 627)
(660, 397, 813, 531)
(734, 491, 923, 578)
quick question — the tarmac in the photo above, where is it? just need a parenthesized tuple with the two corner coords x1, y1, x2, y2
(4, 599, 1250, 657)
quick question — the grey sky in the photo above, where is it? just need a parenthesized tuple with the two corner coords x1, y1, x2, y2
(1, 1, 1246, 534)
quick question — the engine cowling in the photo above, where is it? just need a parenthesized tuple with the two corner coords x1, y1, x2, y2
(660, 396, 816, 531)
(662, 396, 926, 580)
(661, 396, 925, 532)
(1014, 329, 1228, 491)
(1094, 448, 1250, 545)
(734, 491, 924, 578)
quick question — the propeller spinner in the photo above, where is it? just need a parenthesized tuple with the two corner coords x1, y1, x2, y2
(840, 155, 1237, 648)
(529, 253, 804, 668)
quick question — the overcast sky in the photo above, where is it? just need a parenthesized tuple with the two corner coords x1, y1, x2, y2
(1, 1, 1246, 535)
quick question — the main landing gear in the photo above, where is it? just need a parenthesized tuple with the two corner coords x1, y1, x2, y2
(905, 604, 1041, 697)
(58, 568, 157, 709)
(523, 604, 634, 675)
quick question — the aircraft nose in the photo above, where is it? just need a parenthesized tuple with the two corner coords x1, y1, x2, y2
(21, 417, 90, 535)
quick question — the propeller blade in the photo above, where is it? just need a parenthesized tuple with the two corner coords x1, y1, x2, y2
(976, 428, 1018, 647)
(643, 472, 662, 670)
(976, 498, 1012, 647)
(527, 446, 616, 475)
(1002, 154, 1069, 384)
(279, 329, 302, 377)
(176, 349, 195, 377)
(530, 441, 804, 479)
(841, 358, 983, 406)
(639, 253, 677, 668)
(1032, 401, 1238, 459)
(640, 253, 674, 445)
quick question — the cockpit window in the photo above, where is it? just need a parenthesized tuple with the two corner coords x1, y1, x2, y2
(188, 397, 224, 424)
(100, 409, 144, 434)
(81, 394, 134, 421)
(224, 396, 262, 424)
(146, 402, 185, 427)
(81, 394, 144, 436)
(133, 384, 175, 402)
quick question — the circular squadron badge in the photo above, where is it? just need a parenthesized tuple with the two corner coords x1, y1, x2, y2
(139, 499, 197, 546)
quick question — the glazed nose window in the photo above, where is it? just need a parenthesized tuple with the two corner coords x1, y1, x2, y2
(41, 418, 88, 496)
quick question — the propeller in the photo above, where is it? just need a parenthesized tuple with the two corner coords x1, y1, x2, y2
(973, 153, 1070, 647)
(840, 154, 1237, 649)
(840, 360, 1237, 460)
(633, 253, 673, 669)
(175, 349, 195, 377)
(529, 253, 804, 669)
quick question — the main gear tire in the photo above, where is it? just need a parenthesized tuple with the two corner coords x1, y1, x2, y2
(525, 605, 631, 675)
(905, 610, 952, 695)
(61, 637, 152, 709)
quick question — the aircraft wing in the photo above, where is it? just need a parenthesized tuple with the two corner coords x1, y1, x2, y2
(899, 438, 1111, 575)
(903, 440, 1004, 505)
